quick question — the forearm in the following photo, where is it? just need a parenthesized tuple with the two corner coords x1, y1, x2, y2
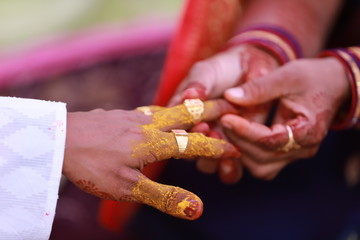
(239, 0, 344, 56)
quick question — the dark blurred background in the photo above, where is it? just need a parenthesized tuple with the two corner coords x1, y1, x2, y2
(1, 1, 360, 240)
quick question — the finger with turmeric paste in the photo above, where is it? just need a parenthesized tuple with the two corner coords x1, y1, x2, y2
(132, 130, 240, 163)
(131, 174, 203, 220)
(64, 102, 239, 222)
(146, 99, 237, 131)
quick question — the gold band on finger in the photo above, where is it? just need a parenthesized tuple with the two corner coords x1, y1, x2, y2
(171, 129, 188, 154)
(136, 106, 153, 116)
(184, 99, 204, 124)
(279, 125, 301, 152)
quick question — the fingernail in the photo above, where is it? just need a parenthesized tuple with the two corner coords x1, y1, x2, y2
(226, 88, 244, 99)
(174, 195, 203, 220)
(183, 198, 203, 219)
(221, 160, 233, 174)
(181, 87, 207, 101)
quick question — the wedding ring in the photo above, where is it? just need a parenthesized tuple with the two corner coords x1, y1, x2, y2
(136, 106, 153, 116)
(171, 129, 188, 154)
(184, 99, 204, 123)
(279, 125, 301, 152)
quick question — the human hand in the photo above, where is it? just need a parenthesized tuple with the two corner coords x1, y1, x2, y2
(221, 57, 349, 180)
(63, 100, 239, 220)
(168, 44, 279, 183)
(169, 44, 279, 112)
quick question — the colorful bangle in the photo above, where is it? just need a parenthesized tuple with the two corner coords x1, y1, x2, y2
(225, 24, 303, 64)
(318, 46, 360, 130)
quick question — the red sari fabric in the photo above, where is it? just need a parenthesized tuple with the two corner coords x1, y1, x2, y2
(99, 0, 241, 232)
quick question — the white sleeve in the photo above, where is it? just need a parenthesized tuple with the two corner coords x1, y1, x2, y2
(0, 97, 67, 240)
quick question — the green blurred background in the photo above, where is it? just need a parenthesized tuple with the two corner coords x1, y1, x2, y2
(0, 0, 182, 50)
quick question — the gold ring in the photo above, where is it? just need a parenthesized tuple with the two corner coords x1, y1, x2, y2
(136, 106, 153, 116)
(171, 129, 188, 154)
(184, 99, 204, 123)
(279, 125, 301, 152)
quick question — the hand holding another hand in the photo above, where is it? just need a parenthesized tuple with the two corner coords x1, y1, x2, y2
(168, 44, 280, 183)
(222, 57, 349, 180)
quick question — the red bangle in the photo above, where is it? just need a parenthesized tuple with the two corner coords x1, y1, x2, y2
(318, 47, 360, 129)
(224, 25, 303, 64)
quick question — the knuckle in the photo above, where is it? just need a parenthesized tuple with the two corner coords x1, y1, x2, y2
(113, 167, 138, 201)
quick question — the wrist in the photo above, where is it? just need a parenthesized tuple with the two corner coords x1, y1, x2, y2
(318, 46, 360, 129)
(224, 24, 303, 65)
(63, 112, 77, 176)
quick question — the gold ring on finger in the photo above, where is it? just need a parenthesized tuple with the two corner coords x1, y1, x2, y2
(278, 125, 301, 152)
(184, 99, 204, 124)
(171, 129, 189, 154)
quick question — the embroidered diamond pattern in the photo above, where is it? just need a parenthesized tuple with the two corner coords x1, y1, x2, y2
(0, 97, 66, 238)
(0, 167, 47, 199)
(1, 126, 53, 159)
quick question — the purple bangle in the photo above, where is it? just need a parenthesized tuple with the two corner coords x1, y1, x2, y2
(239, 24, 303, 58)
(226, 24, 303, 65)
(241, 38, 291, 64)
(346, 47, 360, 127)
(319, 47, 360, 129)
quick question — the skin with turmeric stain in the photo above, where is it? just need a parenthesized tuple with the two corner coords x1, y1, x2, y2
(130, 101, 231, 219)
(132, 101, 225, 161)
(142, 100, 217, 130)
(64, 99, 239, 221)
(146, 104, 195, 130)
(133, 129, 226, 161)
(132, 175, 203, 220)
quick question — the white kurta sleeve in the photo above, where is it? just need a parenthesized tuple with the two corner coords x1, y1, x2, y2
(0, 97, 67, 240)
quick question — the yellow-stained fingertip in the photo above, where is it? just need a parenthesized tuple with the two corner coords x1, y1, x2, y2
(131, 175, 203, 220)
(171, 191, 203, 220)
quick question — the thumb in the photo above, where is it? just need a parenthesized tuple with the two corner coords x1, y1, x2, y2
(131, 174, 203, 220)
(224, 70, 288, 106)
(169, 50, 245, 106)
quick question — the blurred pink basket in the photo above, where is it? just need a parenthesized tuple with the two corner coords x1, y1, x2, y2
(0, 20, 175, 89)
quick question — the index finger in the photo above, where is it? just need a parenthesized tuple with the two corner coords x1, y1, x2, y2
(221, 114, 290, 151)
(145, 99, 237, 131)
